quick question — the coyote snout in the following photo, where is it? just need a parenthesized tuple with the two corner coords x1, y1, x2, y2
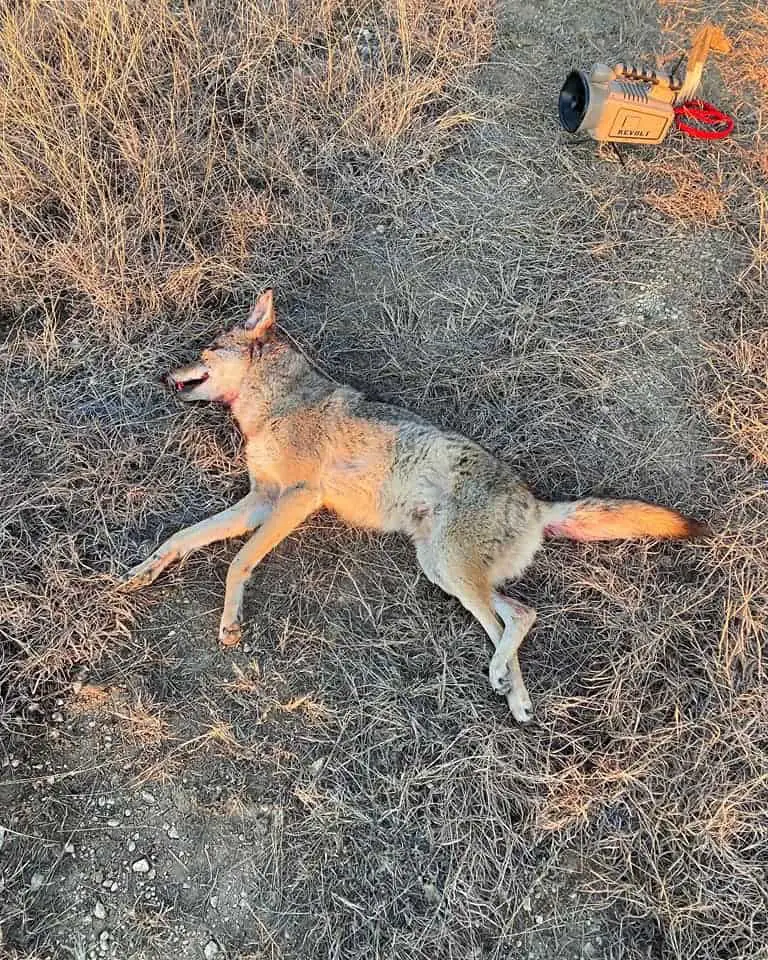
(163, 293, 278, 404)
(123, 290, 708, 722)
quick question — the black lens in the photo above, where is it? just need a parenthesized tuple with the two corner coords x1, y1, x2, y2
(558, 70, 589, 133)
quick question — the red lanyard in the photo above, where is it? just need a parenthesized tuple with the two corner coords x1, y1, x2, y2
(673, 100, 735, 140)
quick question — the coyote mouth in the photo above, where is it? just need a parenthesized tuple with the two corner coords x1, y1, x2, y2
(171, 371, 209, 393)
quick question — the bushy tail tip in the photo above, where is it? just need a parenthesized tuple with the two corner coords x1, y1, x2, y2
(543, 498, 709, 542)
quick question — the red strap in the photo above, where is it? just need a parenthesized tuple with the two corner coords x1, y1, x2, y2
(673, 99, 734, 140)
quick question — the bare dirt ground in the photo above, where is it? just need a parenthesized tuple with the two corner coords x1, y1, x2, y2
(1, 1, 766, 959)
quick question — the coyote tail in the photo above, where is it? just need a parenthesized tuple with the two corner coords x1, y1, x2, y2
(543, 498, 709, 542)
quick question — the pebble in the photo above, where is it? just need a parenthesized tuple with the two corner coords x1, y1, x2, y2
(52, 712, 64, 723)
(132, 858, 151, 873)
(127, 840, 136, 852)
(140, 791, 155, 804)
(30, 872, 45, 892)
(93, 901, 106, 920)
(535, 914, 544, 924)
(204, 940, 220, 959)
(107, 818, 120, 827)
(167, 825, 180, 840)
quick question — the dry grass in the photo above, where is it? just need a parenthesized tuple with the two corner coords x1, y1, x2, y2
(1, 2, 767, 960)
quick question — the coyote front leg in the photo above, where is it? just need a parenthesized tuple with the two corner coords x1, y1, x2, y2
(218, 486, 321, 646)
(121, 491, 273, 591)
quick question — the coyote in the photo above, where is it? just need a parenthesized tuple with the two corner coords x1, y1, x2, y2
(123, 291, 707, 721)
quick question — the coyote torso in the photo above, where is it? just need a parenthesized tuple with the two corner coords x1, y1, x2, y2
(123, 291, 707, 722)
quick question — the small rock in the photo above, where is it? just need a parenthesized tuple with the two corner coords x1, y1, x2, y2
(132, 858, 151, 874)
(422, 881, 439, 905)
(204, 940, 220, 959)
(30, 872, 45, 892)
(64, 841, 75, 855)
(535, 914, 544, 924)
(167, 825, 180, 840)
(127, 840, 136, 852)
(110, 881, 118, 893)
(375, 224, 385, 235)
(107, 818, 120, 827)
(52, 711, 64, 723)
(93, 901, 106, 920)
(140, 791, 155, 804)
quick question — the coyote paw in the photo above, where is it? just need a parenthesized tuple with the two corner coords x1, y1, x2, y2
(218, 621, 242, 648)
(506, 689, 533, 724)
(489, 651, 533, 723)
(488, 650, 513, 694)
(119, 556, 166, 592)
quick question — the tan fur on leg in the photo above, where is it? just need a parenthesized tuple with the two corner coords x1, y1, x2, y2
(218, 486, 322, 645)
(489, 596, 537, 722)
(121, 491, 273, 591)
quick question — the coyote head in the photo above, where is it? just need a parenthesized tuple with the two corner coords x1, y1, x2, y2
(167, 290, 279, 405)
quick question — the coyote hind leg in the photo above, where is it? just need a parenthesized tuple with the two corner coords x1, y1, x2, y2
(416, 542, 536, 723)
(488, 595, 536, 722)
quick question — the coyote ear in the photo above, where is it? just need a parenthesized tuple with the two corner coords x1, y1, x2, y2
(244, 289, 275, 339)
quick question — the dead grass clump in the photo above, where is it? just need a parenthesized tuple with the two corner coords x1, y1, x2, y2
(0, 0, 492, 326)
(718, 7, 768, 115)
(708, 332, 768, 466)
(644, 157, 729, 224)
(66, 684, 170, 745)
